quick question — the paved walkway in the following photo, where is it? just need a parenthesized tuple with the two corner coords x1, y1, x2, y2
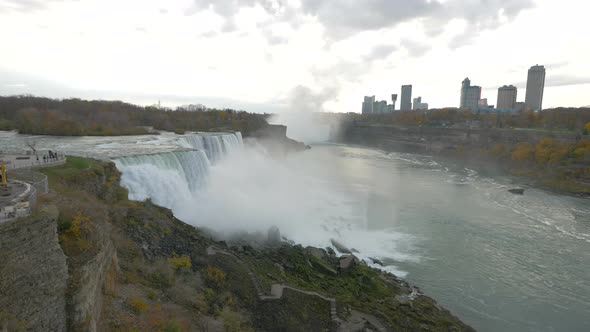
(1, 152, 65, 170)
(206, 245, 388, 331)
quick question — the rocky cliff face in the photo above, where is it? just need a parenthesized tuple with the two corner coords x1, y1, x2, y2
(338, 123, 580, 153)
(251, 124, 310, 157)
(68, 219, 118, 332)
(0, 206, 68, 332)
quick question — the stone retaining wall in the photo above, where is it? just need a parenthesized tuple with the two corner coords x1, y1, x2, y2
(0, 206, 68, 331)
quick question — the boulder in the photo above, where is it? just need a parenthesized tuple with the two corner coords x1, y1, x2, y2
(339, 255, 359, 272)
(331, 239, 352, 254)
(325, 247, 336, 256)
(508, 188, 525, 195)
(305, 246, 327, 260)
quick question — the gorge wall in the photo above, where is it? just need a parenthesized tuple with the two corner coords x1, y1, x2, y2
(0, 206, 68, 332)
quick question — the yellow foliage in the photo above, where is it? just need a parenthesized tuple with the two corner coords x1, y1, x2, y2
(511, 142, 534, 162)
(220, 307, 242, 332)
(490, 144, 508, 159)
(127, 297, 148, 314)
(585, 122, 590, 132)
(206, 265, 226, 288)
(167, 255, 192, 270)
(58, 211, 91, 251)
(535, 138, 568, 165)
(573, 139, 590, 161)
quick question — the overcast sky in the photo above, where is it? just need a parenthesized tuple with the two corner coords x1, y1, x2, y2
(0, 0, 589, 112)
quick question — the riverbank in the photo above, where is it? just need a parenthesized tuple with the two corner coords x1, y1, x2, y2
(0, 156, 474, 331)
(336, 123, 590, 198)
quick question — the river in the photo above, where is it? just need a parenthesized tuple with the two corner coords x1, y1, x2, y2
(2, 131, 589, 331)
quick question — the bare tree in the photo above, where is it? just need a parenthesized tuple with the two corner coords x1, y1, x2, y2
(25, 139, 37, 156)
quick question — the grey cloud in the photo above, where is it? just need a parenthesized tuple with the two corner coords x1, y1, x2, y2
(364, 44, 398, 61)
(299, 0, 533, 42)
(299, 0, 439, 39)
(400, 40, 429, 57)
(445, 0, 535, 48)
(186, 0, 533, 50)
(513, 75, 590, 89)
(545, 75, 590, 87)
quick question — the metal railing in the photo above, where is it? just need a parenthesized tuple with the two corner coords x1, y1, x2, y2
(7, 169, 48, 194)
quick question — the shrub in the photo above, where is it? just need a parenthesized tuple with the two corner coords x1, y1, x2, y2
(58, 211, 91, 251)
(167, 255, 192, 270)
(146, 289, 157, 300)
(206, 265, 226, 288)
(127, 297, 148, 314)
(511, 142, 534, 162)
(162, 319, 182, 332)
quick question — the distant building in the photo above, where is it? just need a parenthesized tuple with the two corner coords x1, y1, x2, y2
(525, 65, 546, 111)
(391, 94, 398, 111)
(374, 100, 388, 114)
(514, 102, 526, 112)
(478, 98, 489, 107)
(497, 85, 517, 110)
(401, 85, 412, 111)
(413, 97, 421, 110)
(361, 96, 397, 114)
(460, 78, 482, 110)
(413, 96, 429, 110)
(362, 96, 375, 114)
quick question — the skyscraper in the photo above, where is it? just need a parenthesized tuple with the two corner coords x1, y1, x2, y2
(497, 85, 517, 110)
(413, 97, 421, 110)
(362, 96, 375, 114)
(413, 97, 428, 110)
(391, 94, 398, 111)
(525, 65, 546, 111)
(401, 85, 412, 111)
(460, 78, 482, 110)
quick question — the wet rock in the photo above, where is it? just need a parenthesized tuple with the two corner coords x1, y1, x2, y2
(267, 226, 281, 245)
(326, 247, 336, 256)
(351, 248, 360, 253)
(305, 247, 327, 260)
(508, 188, 525, 195)
(339, 255, 359, 272)
(330, 239, 352, 254)
(370, 257, 384, 266)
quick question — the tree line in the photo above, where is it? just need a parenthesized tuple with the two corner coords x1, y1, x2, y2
(342, 107, 590, 134)
(0, 95, 269, 136)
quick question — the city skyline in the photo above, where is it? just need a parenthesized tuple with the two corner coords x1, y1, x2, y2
(0, 0, 589, 113)
(363, 63, 549, 114)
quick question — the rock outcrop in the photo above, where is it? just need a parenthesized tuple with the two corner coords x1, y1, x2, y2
(0, 206, 68, 332)
(251, 125, 310, 157)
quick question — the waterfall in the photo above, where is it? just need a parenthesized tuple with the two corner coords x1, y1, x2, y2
(115, 132, 243, 209)
(181, 132, 243, 163)
(114, 150, 210, 209)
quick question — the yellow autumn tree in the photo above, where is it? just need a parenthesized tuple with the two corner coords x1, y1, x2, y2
(535, 138, 569, 165)
(511, 142, 534, 162)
